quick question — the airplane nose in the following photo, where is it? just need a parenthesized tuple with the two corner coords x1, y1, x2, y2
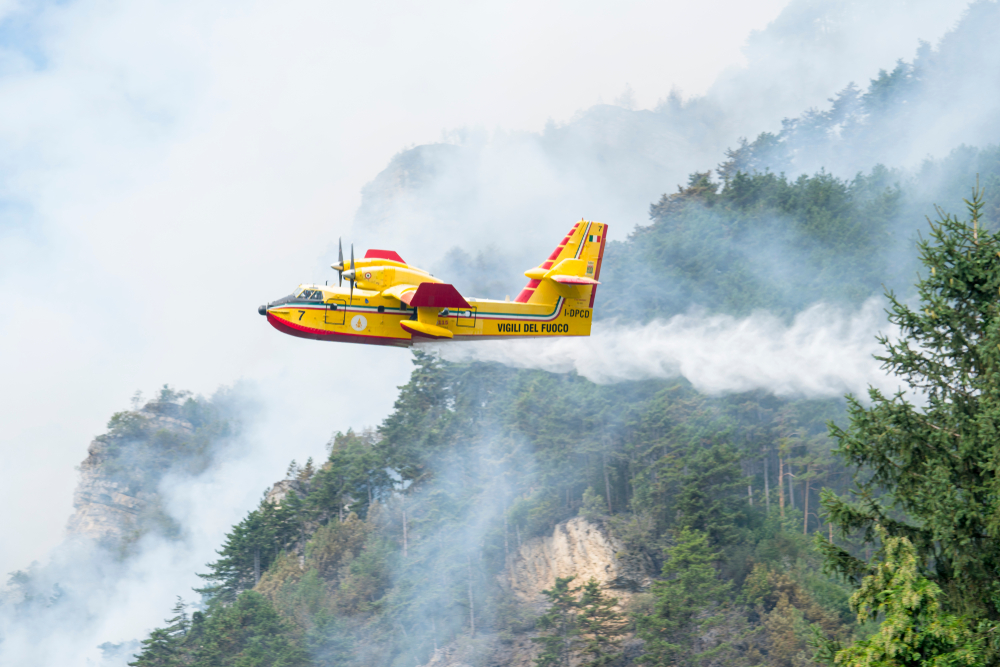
(258, 305, 267, 316)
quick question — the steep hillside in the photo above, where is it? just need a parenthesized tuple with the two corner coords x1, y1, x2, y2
(126, 350, 855, 667)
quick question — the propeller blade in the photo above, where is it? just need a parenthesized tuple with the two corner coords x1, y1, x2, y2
(338, 238, 344, 287)
(349, 244, 355, 303)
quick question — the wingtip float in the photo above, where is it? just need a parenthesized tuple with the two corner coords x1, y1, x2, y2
(259, 220, 607, 347)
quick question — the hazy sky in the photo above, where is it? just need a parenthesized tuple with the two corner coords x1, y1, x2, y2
(0, 0, 970, 582)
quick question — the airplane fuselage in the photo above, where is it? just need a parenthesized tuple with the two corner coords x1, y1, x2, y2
(264, 288, 592, 347)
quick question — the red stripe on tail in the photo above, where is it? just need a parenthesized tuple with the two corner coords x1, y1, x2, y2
(588, 225, 608, 308)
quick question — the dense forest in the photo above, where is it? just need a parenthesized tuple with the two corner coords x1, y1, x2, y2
(118, 151, 1000, 666)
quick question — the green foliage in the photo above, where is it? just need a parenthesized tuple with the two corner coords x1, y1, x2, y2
(579, 486, 606, 522)
(198, 495, 309, 604)
(636, 528, 732, 665)
(833, 531, 985, 667)
(533, 577, 626, 667)
(673, 443, 748, 547)
(192, 591, 309, 666)
(599, 170, 899, 322)
(534, 576, 581, 667)
(129, 598, 189, 667)
(576, 578, 628, 667)
(822, 187, 1000, 659)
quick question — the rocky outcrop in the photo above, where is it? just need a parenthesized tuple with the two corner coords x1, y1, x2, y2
(503, 517, 653, 605)
(65, 405, 195, 546)
(419, 517, 654, 667)
(265, 479, 309, 506)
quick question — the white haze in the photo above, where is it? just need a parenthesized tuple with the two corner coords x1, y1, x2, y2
(0, 0, 807, 581)
(428, 299, 903, 400)
(0, 0, 975, 664)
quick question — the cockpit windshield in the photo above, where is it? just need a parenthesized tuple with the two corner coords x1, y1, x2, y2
(296, 289, 325, 301)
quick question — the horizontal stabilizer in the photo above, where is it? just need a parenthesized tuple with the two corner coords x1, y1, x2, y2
(365, 249, 407, 264)
(407, 282, 470, 309)
(551, 275, 600, 285)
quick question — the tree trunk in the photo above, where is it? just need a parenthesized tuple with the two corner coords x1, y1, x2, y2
(778, 456, 785, 519)
(603, 453, 613, 513)
(253, 547, 260, 586)
(787, 462, 795, 510)
(467, 554, 476, 638)
(803, 474, 810, 535)
(748, 484, 753, 506)
(764, 449, 770, 513)
(402, 494, 408, 558)
(503, 506, 509, 560)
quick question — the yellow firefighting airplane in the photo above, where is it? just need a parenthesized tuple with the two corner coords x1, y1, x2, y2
(258, 220, 607, 346)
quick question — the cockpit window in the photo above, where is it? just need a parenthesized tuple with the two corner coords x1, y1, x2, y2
(296, 289, 324, 301)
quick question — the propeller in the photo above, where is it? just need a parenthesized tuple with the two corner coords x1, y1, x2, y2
(330, 238, 357, 302)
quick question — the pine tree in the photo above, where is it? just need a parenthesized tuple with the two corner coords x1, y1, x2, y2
(673, 443, 747, 547)
(820, 186, 1000, 658)
(576, 578, 627, 667)
(128, 598, 189, 667)
(534, 576, 581, 667)
(636, 528, 732, 665)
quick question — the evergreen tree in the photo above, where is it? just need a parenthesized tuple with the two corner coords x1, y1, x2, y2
(673, 443, 747, 547)
(534, 576, 581, 667)
(192, 591, 308, 666)
(821, 187, 1000, 658)
(834, 529, 985, 667)
(128, 598, 189, 667)
(636, 528, 732, 665)
(576, 578, 627, 667)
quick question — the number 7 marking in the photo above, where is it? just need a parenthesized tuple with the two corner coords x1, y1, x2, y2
(298, 310, 306, 321)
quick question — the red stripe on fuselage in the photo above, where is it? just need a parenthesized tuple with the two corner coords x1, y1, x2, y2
(267, 313, 410, 347)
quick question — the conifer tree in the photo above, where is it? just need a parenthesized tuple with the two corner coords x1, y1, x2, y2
(834, 529, 985, 667)
(534, 576, 581, 667)
(576, 578, 627, 667)
(821, 186, 1000, 658)
(636, 528, 732, 665)
(128, 598, 189, 667)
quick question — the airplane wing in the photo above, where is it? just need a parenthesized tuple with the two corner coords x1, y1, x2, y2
(407, 282, 470, 308)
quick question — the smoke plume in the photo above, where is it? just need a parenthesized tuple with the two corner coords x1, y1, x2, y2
(427, 299, 901, 400)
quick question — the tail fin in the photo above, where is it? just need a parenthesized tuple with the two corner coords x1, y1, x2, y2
(515, 220, 608, 306)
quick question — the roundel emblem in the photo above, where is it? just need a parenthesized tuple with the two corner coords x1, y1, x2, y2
(364, 272, 371, 279)
(351, 315, 368, 331)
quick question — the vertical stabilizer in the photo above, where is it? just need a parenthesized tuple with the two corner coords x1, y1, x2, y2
(515, 220, 608, 306)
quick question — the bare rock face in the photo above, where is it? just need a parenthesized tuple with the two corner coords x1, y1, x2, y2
(419, 518, 654, 667)
(503, 516, 652, 605)
(65, 406, 194, 546)
(265, 479, 308, 506)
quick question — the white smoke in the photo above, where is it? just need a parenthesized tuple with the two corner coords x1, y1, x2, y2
(427, 298, 901, 400)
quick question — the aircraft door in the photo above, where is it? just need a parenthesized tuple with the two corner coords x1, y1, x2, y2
(325, 299, 346, 325)
(455, 306, 477, 328)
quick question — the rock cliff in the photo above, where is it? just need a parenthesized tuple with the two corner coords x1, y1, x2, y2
(65, 400, 204, 548)
(503, 516, 652, 605)
(420, 517, 653, 667)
